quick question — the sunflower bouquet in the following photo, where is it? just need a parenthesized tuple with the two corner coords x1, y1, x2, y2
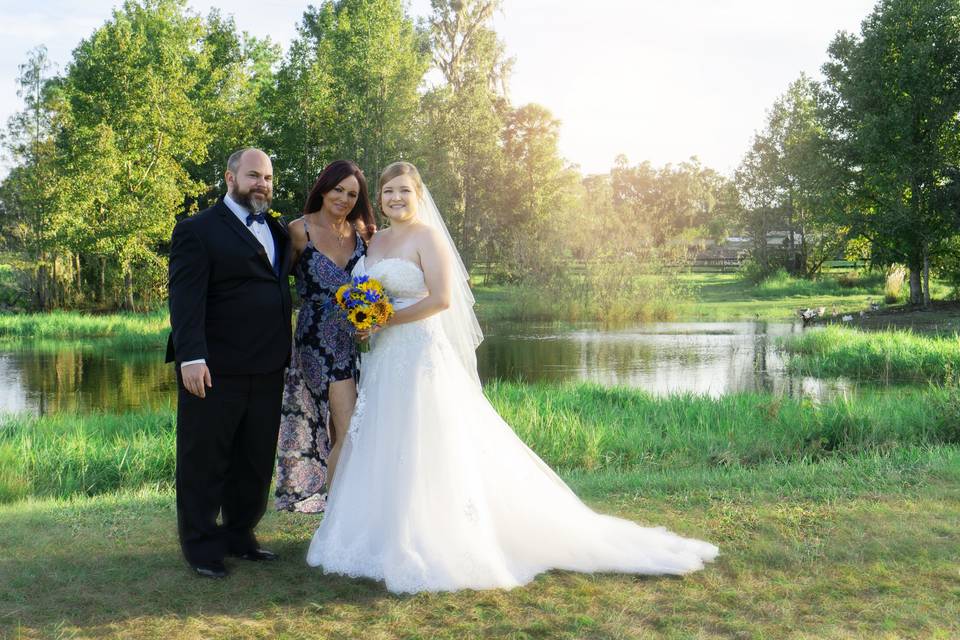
(335, 275, 394, 352)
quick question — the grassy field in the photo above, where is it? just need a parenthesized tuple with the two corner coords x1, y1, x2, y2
(782, 325, 960, 383)
(673, 273, 884, 321)
(3, 274, 960, 637)
(1, 449, 958, 639)
(4, 383, 960, 504)
(0, 310, 169, 351)
(0, 270, 946, 342)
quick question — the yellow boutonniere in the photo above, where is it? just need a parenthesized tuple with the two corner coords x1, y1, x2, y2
(267, 209, 281, 219)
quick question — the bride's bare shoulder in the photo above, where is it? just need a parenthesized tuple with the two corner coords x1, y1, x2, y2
(367, 227, 391, 248)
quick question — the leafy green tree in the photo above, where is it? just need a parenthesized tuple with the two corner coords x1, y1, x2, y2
(820, 0, 960, 305)
(612, 156, 726, 248)
(265, 0, 427, 215)
(734, 76, 848, 277)
(1, 47, 66, 308)
(500, 103, 579, 279)
(57, 0, 210, 309)
(188, 10, 281, 209)
(261, 22, 338, 214)
(420, 0, 509, 269)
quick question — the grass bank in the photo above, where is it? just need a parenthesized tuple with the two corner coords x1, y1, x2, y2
(782, 325, 960, 383)
(0, 270, 932, 337)
(473, 276, 691, 324)
(675, 272, 888, 321)
(0, 310, 169, 351)
(1, 448, 958, 639)
(4, 383, 959, 504)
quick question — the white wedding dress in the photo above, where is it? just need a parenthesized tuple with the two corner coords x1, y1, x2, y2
(306, 256, 718, 593)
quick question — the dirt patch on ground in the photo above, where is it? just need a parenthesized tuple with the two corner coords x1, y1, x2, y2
(812, 300, 960, 333)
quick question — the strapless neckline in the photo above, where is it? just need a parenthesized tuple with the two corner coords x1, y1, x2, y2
(362, 255, 423, 274)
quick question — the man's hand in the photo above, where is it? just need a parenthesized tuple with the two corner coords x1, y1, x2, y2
(182, 362, 213, 398)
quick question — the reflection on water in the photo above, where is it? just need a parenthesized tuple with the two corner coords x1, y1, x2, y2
(2, 321, 857, 415)
(477, 321, 855, 399)
(0, 349, 175, 415)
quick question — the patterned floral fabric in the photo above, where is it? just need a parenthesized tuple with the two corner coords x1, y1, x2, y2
(275, 231, 364, 513)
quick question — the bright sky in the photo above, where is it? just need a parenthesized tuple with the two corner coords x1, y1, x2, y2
(0, 0, 879, 176)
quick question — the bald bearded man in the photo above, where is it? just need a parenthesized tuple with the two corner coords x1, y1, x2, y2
(166, 148, 293, 578)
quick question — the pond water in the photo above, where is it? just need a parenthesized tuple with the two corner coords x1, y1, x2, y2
(0, 321, 858, 415)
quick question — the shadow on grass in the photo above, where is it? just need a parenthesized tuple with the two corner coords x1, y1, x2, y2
(3, 458, 960, 638)
(0, 498, 397, 631)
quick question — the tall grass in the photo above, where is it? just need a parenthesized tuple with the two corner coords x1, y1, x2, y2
(783, 325, 960, 382)
(0, 310, 169, 350)
(751, 268, 885, 299)
(4, 383, 958, 503)
(0, 410, 176, 503)
(488, 382, 960, 471)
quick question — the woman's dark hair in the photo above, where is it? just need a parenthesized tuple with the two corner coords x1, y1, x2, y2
(303, 160, 376, 241)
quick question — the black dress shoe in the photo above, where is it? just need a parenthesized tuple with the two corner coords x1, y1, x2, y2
(191, 561, 228, 579)
(228, 548, 279, 562)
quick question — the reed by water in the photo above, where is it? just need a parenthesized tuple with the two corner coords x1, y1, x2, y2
(782, 325, 960, 382)
(0, 310, 169, 351)
(3, 382, 958, 503)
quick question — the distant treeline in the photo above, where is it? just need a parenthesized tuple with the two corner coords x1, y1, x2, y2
(1, 0, 958, 310)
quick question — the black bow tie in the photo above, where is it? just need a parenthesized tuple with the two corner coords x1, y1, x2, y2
(246, 212, 266, 226)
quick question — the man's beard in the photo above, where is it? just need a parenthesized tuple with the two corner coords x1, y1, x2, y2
(232, 186, 272, 213)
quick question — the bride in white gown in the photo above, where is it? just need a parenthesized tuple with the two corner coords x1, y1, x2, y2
(306, 162, 718, 593)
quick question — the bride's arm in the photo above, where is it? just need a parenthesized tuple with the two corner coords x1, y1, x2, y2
(383, 227, 451, 326)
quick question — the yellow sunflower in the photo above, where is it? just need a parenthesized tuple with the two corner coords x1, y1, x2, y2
(347, 307, 374, 331)
(371, 300, 394, 324)
(335, 283, 352, 309)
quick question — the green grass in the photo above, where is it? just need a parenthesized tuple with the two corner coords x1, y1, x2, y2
(1, 449, 958, 639)
(489, 382, 960, 470)
(0, 409, 176, 504)
(4, 383, 959, 504)
(675, 272, 887, 321)
(0, 310, 169, 351)
(0, 269, 944, 337)
(782, 325, 960, 383)
(472, 278, 689, 324)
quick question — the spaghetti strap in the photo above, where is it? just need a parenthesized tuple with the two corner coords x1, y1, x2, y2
(303, 221, 311, 242)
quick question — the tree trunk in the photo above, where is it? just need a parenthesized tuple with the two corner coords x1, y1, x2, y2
(787, 194, 797, 275)
(37, 256, 48, 311)
(99, 257, 106, 303)
(122, 264, 135, 312)
(922, 248, 931, 309)
(460, 173, 474, 272)
(908, 259, 923, 306)
(52, 258, 60, 308)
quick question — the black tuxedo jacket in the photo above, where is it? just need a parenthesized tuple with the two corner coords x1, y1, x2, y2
(166, 200, 293, 374)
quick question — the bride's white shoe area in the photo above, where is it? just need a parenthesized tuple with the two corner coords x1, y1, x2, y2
(307, 258, 718, 593)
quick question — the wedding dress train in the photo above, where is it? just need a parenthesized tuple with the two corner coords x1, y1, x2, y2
(307, 256, 718, 593)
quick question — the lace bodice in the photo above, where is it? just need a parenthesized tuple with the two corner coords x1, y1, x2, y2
(360, 257, 428, 306)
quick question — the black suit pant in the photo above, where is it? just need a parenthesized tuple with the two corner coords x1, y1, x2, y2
(175, 369, 283, 566)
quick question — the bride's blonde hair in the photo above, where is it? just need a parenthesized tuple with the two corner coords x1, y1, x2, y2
(379, 161, 424, 205)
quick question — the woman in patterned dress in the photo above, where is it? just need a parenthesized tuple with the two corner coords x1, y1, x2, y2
(275, 160, 376, 513)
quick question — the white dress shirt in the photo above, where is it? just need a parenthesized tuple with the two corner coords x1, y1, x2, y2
(224, 193, 276, 266)
(181, 194, 276, 370)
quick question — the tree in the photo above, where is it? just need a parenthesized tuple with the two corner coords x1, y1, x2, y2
(57, 0, 210, 309)
(188, 10, 281, 209)
(265, 0, 427, 215)
(1, 47, 65, 308)
(734, 75, 849, 277)
(420, 0, 510, 269)
(820, 0, 960, 306)
(499, 103, 578, 280)
(612, 156, 726, 248)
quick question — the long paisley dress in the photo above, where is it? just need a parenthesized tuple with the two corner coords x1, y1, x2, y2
(274, 229, 364, 513)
